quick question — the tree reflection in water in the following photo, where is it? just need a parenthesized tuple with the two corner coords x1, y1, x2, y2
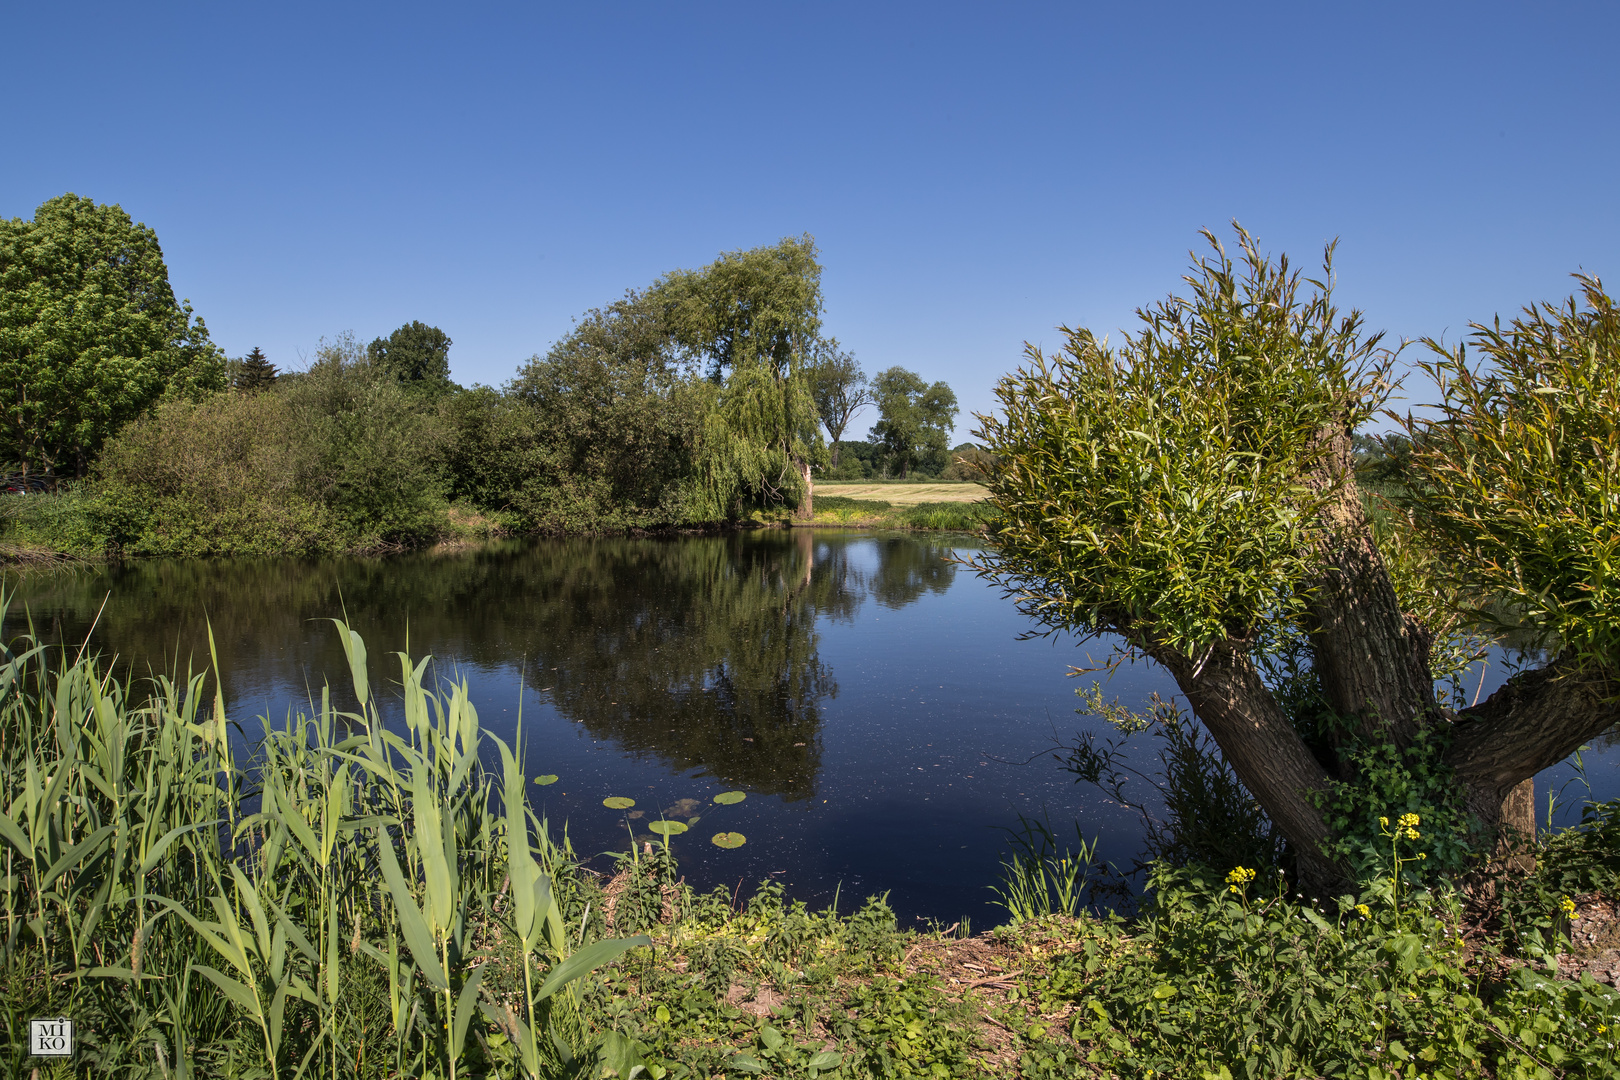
(8, 530, 960, 800)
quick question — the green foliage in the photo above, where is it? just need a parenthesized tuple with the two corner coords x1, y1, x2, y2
(0, 482, 111, 557)
(824, 440, 882, 479)
(1064, 689, 1284, 873)
(1315, 729, 1479, 883)
(367, 319, 454, 389)
(507, 289, 710, 529)
(657, 236, 828, 518)
(1059, 864, 1620, 1079)
(0, 193, 226, 476)
(90, 392, 347, 556)
(1504, 796, 1620, 953)
(233, 346, 278, 393)
(940, 444, 994, 483)
(809, 340, 874, 460)
(87, 336, 450, 556)
(974, 227, 1391, 656)
(0, 613, 649, 1079)
(991, 816, 1104, 923)
(1404, 275, 1620, 669)
(869, 368, 958, 480)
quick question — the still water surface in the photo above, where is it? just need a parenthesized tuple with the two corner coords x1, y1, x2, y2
(10, 530, 1614, 924)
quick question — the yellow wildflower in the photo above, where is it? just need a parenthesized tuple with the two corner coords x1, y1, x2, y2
(1355, 904, 1370, 918)
(1398, 813, 1421, 829)
(1379, 816, 1390, 828)
(1561, 897, 1577, 917)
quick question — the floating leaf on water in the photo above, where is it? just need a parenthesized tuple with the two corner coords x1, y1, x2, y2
(603, 796, 636, 810)
(713, 791, 746, 805)
(649, 820, 687, 836)
(534, 775, 559, 786)
(687, 815, 701, 827)
(711, 832, 747, 849)
(627, 810, 644, 820)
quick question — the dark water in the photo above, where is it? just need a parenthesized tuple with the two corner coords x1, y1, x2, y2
(8, 530, 1614, 924)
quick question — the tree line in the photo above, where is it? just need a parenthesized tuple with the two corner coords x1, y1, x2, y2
(0, 194, 968, 556)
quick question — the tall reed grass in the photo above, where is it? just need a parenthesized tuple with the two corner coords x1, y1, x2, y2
(0, 602, 648, 1078)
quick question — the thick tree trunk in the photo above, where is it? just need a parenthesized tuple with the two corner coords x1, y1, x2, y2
(1145, 639, 1345, 890)
(793, 459, 813, 521)
(1302, 428, 1435, 753)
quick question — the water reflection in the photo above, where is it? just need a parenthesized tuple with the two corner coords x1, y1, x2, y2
(9, 530, 957, 800)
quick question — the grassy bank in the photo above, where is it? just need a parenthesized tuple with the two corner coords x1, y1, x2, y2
(0, 488, 991, 566)
(4, 616, 1618, 1078)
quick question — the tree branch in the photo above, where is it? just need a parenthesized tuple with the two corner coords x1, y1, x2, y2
(1446, 657, 1620, 817)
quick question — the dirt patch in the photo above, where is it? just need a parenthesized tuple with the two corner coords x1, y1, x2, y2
(1558, 893, 1620, 987)
(726, 983, 787, 1017)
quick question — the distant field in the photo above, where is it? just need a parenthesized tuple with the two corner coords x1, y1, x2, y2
(815, 482, 987, 505)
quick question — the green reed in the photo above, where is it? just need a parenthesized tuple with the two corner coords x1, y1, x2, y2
(0, 600, 647, 1078)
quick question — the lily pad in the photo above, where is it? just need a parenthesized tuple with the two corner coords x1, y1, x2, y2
(603, 796, 636, 810)
(648, 820, 688, 836)
(713, 791, 747, 805)
(534, 774, 559, 786)
(711, 831, 747, 849)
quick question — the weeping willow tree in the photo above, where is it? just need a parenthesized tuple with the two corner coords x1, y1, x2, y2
(655, 235, 828, 519)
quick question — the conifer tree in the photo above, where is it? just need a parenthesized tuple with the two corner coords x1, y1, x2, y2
(235, 346, 277, 393)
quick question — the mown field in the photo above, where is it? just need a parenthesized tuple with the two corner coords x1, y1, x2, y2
(815, 483, 987, 505)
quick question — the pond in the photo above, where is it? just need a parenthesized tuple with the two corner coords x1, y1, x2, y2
(7, 530, 1614, 926)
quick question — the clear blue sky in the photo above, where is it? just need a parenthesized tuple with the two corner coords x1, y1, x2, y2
(5, 2, 1616, 442)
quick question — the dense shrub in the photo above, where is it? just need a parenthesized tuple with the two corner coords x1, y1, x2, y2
(88, 339, 451, 556)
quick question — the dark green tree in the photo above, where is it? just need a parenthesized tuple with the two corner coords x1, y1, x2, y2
(870, 367, 958, 478)
(807, 338, 873, 466)
(367, 320, 454, 388)
(0, 193, 225, 476)
(506, 290, 709, 529)
(234, 346, 278, 393)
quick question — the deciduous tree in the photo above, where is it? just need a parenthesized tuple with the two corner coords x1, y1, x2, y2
(972, 228, 1619, 890)
(367, 320, 454, 388)
(0, 193, 225, 476)
(655, 235, 827, 517)
(870, 367, 958, 479)
(807, 339, 873, 466)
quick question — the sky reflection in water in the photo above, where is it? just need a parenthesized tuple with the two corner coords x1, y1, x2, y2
(11, 530, 1614, 924)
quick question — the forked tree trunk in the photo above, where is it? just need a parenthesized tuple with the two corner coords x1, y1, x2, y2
(1149, 428, 1619, 890)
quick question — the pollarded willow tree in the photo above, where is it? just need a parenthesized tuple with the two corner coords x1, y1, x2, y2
(972, 228, 1620, 889)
